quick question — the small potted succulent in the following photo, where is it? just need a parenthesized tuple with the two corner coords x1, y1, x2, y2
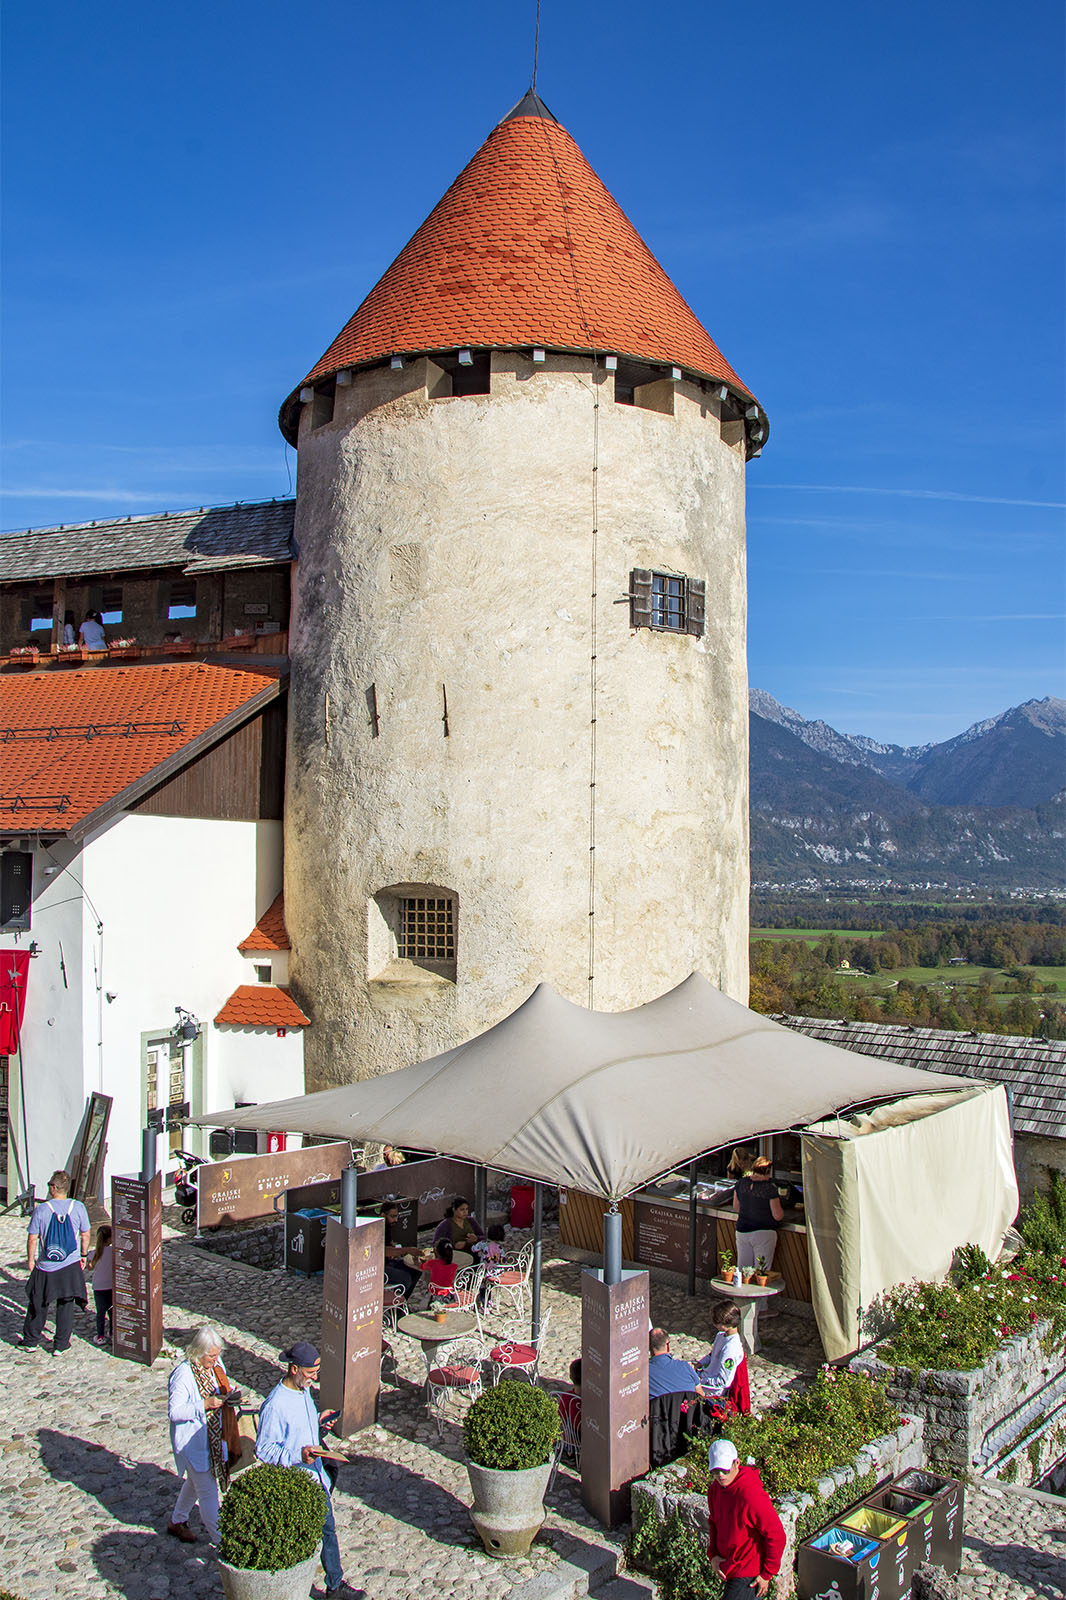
(217, 1462, 326, 1600)
(463, 1377, 560, 1557)
(429, 1297, 450, 1323)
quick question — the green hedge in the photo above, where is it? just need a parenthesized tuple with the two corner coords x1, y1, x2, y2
(218, 1463, 326, 1572)
(464, 1378, 560, 1470)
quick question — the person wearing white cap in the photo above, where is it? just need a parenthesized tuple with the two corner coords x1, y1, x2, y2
(705, 1438, 785, 1598)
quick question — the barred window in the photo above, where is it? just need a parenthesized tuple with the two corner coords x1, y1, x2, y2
(629, 568, 706, 637)
(398, 897, 454, 963)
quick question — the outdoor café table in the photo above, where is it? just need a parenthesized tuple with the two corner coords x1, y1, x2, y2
(396, 1310, 478, 1356)
(709, 1278, 784, 1355)
(453, 1249, 474, 1268)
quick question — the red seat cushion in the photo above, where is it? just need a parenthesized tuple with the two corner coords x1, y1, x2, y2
(452, 1291, 475, 1309)
(491, 1343, 537, 1365)
(428, 1365, 480, 1386)
(383, 1289, 404, 1306)
(490, 1270, 523, 1285)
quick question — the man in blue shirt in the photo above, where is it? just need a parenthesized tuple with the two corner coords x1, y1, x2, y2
(648, 1327, 704, 1398)
(21, 1170, 91, 1353)
(256, 1341, 358, 1599)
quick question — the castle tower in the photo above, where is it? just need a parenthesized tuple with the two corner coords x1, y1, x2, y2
(279, 93, 767, 1088)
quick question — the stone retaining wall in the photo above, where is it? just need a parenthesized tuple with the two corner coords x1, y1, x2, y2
(630, 1413, 924, 1600)
(850, 1320, 1066, 1486)
(192, 1222, 283, 1270)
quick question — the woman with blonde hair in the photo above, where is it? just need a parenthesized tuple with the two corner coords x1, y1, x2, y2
(732, 1155, 784, 1271)
(166, 1325, 240, 1544)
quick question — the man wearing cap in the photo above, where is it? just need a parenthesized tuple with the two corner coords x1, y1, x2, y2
(705, 1438, 785, 1599)
(256, 1341, 358, 1599)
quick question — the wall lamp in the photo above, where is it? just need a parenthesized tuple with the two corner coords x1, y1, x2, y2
(174, 1006, 201, 1044)
(457, 348, 474, 366)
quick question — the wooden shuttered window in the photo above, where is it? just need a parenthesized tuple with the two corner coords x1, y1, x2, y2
(629, 569, 705, 637)
(686, 577, 706, 637)
(630, 569, 653, 629)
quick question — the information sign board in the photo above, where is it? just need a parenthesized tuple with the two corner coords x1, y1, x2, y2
(633, 1198, 717, 1276)
(111, 1172, 163, 1366)
(319, 1216, 385, 1437)
(196, 1141, 352, 1228)
(580, 1271, 650, 1526)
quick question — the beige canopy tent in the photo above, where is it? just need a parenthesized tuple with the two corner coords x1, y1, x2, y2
(194, 973, 1018, 1357)
(803, 1083, 1018, 1360)
(196, 973, 968, 1198)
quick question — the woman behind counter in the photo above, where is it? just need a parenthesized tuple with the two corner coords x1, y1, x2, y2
(732, 1155, 784, 1271)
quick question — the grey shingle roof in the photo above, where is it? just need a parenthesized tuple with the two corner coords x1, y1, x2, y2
(0, 500, 296, 583)
(777, 1016, 1066, 1141)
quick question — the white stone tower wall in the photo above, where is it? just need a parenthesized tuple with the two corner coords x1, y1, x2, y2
(286, 351, 748, 1086)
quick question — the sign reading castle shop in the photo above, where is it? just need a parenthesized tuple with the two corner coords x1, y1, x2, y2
(197, 1141, 353, 1228)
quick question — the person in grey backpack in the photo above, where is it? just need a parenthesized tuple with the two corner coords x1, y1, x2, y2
(20, 1170, 91, 1353)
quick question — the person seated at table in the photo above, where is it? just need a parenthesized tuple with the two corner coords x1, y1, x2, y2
(433, 1196, 484, 1252)
(380, 1203, 421, 1299)
(424, 1239, 459, 1303)
(648, 1328, 704, 1398)
(696, 1301, 746, 1400)
(733, 1155, 784, 1272)
(472, 1223, 506, 1268)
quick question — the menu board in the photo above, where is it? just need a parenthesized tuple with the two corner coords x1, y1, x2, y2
(634, 1198, 718, 1276)
(111, 1172, 163, 1366)
(580, 1271, 650, 1526)
(319, 1215, 385, 1437)
(197, 1141, 353, 1228)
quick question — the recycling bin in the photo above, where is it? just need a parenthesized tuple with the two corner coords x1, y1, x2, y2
(892, 1469, 964, 1573)
(797, 1524, 888, 1600)
(285, 1206, 329, 1275)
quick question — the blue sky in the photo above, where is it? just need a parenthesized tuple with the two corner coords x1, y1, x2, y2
(2, 1, 1062, 746)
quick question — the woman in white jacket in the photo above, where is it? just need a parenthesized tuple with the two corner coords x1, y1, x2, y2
(167, 1325, 234, 1544)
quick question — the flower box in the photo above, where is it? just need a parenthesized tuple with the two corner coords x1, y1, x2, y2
(8, 647, 40, 667)
(107, 640, 140, 658)
(55, 644, 89, 664)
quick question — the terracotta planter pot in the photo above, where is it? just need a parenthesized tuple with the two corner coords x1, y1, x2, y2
(466, 1458, 552, 1557)
(218, 1551, 319, 1600)
(754, 1274, 769, 1286)
(434, 1312, 447, 1323)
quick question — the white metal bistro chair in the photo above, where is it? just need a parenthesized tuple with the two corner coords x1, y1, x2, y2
(487, 1308, 552, 1386)
(382, 1280, 407, 1333)
(547, 1389, 582, 1488)
(422, 1335, 486, 1437)
(485, 1239, 534, 1319)
(450, 1262, 487, 1335)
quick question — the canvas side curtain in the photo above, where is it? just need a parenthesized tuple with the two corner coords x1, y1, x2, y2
(802, 1084, 1018, 1362)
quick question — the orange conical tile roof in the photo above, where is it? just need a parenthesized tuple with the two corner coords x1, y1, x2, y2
(280, 94, 760, 443)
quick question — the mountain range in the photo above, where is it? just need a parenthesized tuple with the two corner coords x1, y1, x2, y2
(748, 693, 1065, 888)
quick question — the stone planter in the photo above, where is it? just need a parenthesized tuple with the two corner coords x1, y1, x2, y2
(218, 1551, 319, 1600)
(851, 1318, 1066, 1485)
(631, 1413, 924, 1599)
(465, 1458, 552, 1557)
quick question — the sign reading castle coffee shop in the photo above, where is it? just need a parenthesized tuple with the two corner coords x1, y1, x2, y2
(319, 1215, 386, 1437)
(111, 1172, 163, 1366)
(580, 1270, 650, 1526)
(196, 1141, 354, 1228)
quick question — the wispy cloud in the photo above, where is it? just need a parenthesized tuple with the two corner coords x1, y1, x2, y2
(1, 488, 186, 503)
(752, 483, 1066, 510)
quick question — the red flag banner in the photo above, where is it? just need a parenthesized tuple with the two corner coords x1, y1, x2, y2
(0, 951, 30, 1055)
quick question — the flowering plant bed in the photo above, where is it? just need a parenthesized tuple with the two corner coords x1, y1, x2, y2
(630, 1369, 921, 1600)
(8, 645, 39, 661)
(107, 638, 139, 657)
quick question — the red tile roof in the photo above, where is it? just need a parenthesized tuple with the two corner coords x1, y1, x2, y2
(238, 893, 290, 952)
(281, 105, 758, 442)
(214, 985, 310, 1028)
(0, 662, 281, 835)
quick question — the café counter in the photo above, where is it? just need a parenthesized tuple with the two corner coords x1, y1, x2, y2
(558, 1182, 812, 1304)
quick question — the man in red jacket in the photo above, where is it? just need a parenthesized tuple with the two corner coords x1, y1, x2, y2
(705, 1439, 786, 1598)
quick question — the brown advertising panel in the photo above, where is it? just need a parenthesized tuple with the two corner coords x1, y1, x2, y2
(111, 1172, 163, 1366)
(319, 1216, 385, 1437)
(197, 1141, 353, 1228)
(354, 1156, 474, 1228)
(633, 1197, 717, 1277)
(580, 1271, 650, 1526)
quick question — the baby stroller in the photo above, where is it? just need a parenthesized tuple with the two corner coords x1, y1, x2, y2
(173, 1149, 205, 1226)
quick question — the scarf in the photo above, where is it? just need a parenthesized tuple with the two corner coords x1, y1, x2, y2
(192, 1361, 236, 1488)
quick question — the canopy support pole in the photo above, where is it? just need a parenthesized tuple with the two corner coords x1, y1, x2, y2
(341, 1163, 358, 1228)
(531, 1181, 543, 1342)
(603, 1202, 621, 1286)
(688, 1158, 698, 1297)
(474, 1165, 488, 1237)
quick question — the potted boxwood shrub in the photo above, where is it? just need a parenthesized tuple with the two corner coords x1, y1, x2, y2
(463, 1378, 560, 1557)
(216, 1462, 327, 1600)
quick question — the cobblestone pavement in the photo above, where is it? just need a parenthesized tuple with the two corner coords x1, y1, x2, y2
(0, 1212, 1060, 1599)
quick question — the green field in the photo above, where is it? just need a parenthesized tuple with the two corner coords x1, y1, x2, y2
(750, 927, 883, 943)
(833, 963, 1066, 993)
